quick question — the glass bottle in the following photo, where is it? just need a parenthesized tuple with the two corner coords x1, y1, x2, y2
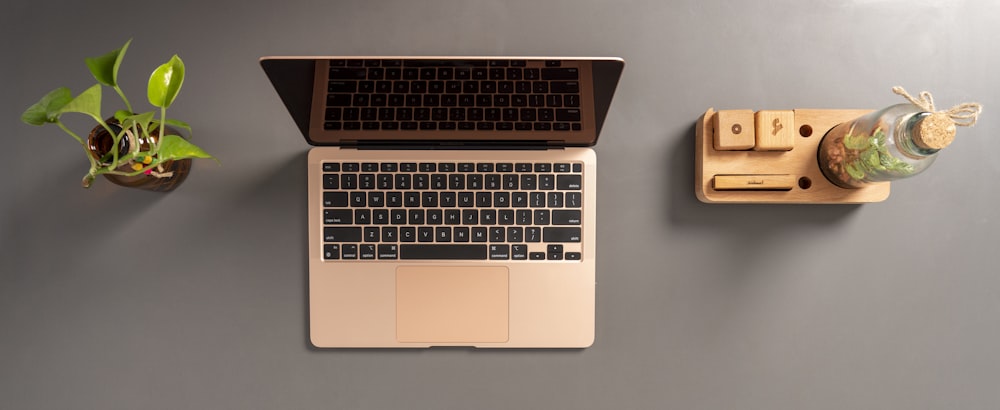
(818, 103, 957, 189)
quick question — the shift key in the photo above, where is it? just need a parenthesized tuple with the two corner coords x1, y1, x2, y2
(543, 227, 581, 242)
(324, 227, 362, 242)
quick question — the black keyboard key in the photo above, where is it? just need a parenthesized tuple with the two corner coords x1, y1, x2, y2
(556, 109, 581, 122)
(565, 252, 582, 260)
(324, 209, 353, 224)
(469, 228, 488, 242)
(547, 192, 563, 208)
(341, 244, 358, 259)
(400, 227, 416, 242)
(350, 192, 368, 208)
(328, 81, 358, 93)
(543, 227, 581, 242)
(324, 244, 340, 260)
(490, 227, 505, 242)
(539, 174, 555, 190)
(359, 245, 376, 260)
(378, 244, 398, 260)
(552, 210, 581, 225)
(511, 244, 528, 260)
(547, 244, 564, 260)
(525, 227, 541, 242)
(379, 226, 396, 241)
(436, 227, 452, 242)
(327, 94, 352, 106)
(323, 174, 339, 189)
(324, 192, 349, 207)
(533, 210, 550, 225)
(417, 227, 434, 242)
(354, 209, 371, 224)
(329, 68, 367, 80)
(400, 244, 488, 260)
(550, 81, 580, 93)
(557, 174, 582, 190)
(489, 245, 510, 260)
(565, 192, 582, 208)
(541, 67, 579, 80)
(364, 227, 379, 242)
(324, 227, 362, 242)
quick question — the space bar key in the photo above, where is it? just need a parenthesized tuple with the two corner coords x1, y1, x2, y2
(399, 244, 488, 260)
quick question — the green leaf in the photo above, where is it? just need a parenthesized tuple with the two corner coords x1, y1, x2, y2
(862, 149, 884, 172)
(164, 118, 192, 136)
(85, 39, 131, 87)
(120, 111, 155, 131)
(845, 162, 865, 180)
(156, 135, 215, 162)
(114, 110, 132, 122)
(147, 55, 185, 108)
(21, 87, 72, 125)
(58, 84, 103, 120)
(843, 134, 869, 150)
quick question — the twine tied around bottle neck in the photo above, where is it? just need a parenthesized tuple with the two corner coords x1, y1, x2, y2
(892, 86, 983, 149)
(892, 86, 982, 126)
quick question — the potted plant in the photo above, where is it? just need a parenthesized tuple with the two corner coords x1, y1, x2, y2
(21, 39, 215, 191)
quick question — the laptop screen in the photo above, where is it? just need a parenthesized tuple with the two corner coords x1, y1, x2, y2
(261, 57, 624, 147)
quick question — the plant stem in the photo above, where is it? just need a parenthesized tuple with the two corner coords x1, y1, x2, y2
(56, 120, 85, 145)
(114, 85, 133, 114)
(157, 106, 167, 153)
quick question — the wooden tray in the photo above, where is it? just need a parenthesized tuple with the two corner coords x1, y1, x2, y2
(695, 108, 890, 204)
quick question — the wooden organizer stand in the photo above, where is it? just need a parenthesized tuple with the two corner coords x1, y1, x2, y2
(696, 108, 890, 204)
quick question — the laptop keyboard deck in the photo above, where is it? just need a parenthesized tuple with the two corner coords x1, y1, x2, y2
(321, 160, 584, 261)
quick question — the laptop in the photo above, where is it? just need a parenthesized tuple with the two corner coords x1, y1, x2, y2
(260, 56, 624, 347)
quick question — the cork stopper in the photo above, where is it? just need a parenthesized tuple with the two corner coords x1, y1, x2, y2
(914, 112, 957, 150)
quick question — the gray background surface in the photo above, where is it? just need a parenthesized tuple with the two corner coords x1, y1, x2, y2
(3, 0, 999, 409)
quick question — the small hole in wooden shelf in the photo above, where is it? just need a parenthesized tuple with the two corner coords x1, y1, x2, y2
(799, 125, 813, 137)
(798, 177, 812, 190)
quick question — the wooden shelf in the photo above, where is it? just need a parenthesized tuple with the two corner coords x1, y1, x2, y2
(695, 108, 890, 204)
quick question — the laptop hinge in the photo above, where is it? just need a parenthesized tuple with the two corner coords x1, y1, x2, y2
(343, 140, 564, 150)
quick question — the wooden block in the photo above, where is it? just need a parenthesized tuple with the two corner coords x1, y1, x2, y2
(713, 174, 795, 190)
(713, 110, 755, 150)
(754, 110, 794, 151)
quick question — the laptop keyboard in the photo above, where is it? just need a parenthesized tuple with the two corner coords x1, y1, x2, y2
(321, 161, 584, 261)
(323, 59, 583, 132)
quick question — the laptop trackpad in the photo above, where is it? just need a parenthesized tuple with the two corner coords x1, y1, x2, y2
(396, 266, 509, 343)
